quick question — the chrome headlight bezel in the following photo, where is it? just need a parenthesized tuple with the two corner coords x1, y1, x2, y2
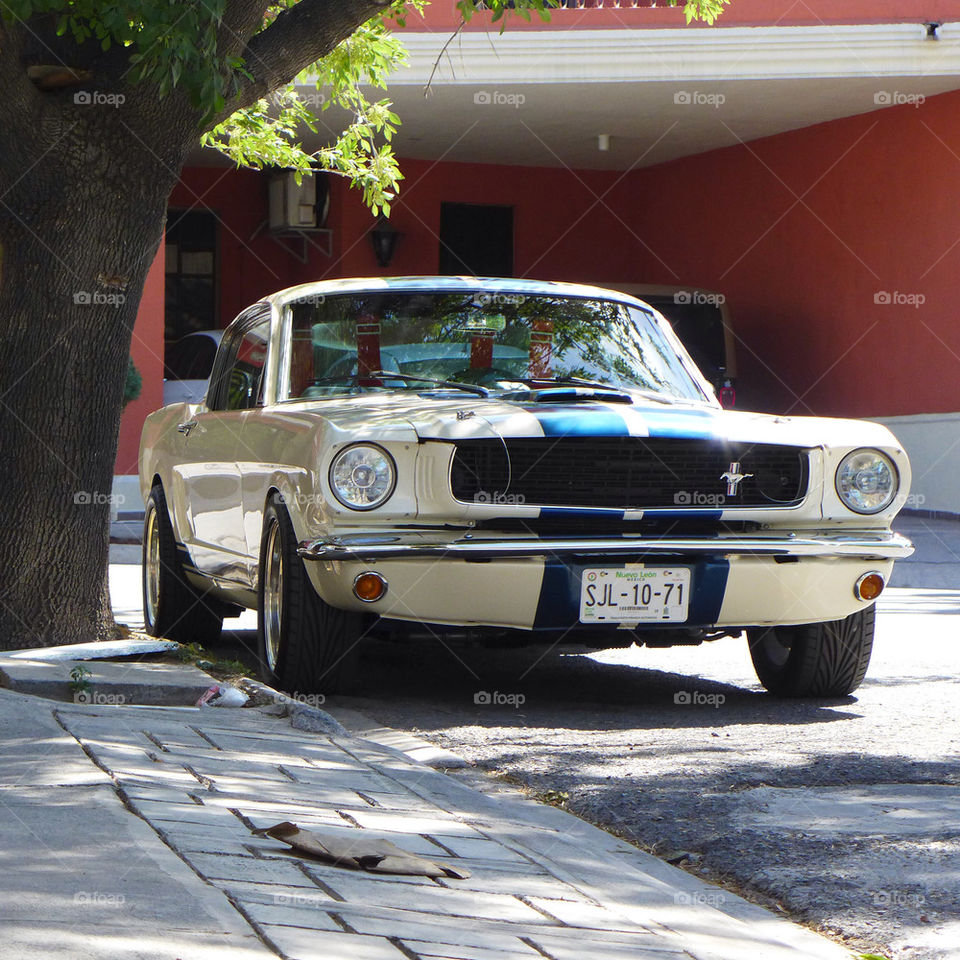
(835, 448, 899, 515)
(328, 443, 397, 511)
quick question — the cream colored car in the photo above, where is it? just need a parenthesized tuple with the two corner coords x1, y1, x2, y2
(140, 277, 913, 698)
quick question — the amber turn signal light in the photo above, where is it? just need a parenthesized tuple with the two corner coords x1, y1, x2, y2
(353, 571, 387, 603)
(854, 571, 885, 601)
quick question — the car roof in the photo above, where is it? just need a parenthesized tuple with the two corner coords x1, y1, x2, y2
(262, 277, 655, 312)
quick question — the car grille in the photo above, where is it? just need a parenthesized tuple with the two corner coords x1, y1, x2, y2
(449, 438, 809, 509)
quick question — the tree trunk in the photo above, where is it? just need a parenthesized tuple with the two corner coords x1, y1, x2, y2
(0, 161, 176, 649)
(0, 0, 390, 649)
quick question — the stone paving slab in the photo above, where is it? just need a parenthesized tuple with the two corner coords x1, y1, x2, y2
(187, 852, 325, 887)
(260, 925, 408, 960)
(399, 939, 544, 960)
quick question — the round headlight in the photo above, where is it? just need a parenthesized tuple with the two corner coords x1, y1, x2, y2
(835, 449, 898, 514)
(329, 444, 396, 511)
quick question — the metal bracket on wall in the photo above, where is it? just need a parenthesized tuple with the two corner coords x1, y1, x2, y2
(250, 219, 333, 262)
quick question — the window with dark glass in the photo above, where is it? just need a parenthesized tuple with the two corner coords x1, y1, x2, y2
(165, 209, 218, 346)
(210, 319, 270, 411)
(439, 203, 514, 277)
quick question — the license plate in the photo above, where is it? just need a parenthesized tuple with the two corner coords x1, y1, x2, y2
(579, 566, 691, 623)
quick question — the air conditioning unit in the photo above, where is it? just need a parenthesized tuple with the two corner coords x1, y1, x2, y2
(268, 171, 317, 230)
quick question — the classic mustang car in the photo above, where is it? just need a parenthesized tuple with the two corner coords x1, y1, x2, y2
(140, 277, 913, 698)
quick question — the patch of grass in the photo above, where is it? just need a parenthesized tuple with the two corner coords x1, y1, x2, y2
(536, 788, 570, 808)
(69, 665, 92, 694)
(175, 642, 251, 681)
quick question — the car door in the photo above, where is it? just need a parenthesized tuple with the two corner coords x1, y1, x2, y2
(173, 308, 270, 584)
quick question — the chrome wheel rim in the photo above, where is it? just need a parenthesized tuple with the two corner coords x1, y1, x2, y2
(263, 520, 284, 672)
(144, 505, 161, 627)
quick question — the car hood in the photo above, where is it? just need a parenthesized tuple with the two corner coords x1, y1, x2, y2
(385, 394, 901, 450)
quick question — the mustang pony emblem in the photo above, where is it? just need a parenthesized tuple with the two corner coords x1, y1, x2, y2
(721, 461, 754, 496)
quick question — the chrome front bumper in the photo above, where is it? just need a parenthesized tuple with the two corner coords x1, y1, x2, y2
(299, 531, 914, 563)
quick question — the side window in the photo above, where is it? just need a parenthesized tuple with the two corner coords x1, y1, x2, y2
(209, 315, 270, 410)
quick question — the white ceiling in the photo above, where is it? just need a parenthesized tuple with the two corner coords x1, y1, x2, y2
(358, 74, 960, 171)
(194, 22, 960, 172)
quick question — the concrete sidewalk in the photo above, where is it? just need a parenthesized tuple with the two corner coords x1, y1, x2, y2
(0, 683, 856, 960)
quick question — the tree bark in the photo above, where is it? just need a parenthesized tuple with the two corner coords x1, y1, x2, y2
(0, 131, 179, 648)
(0, 0, 397, 649)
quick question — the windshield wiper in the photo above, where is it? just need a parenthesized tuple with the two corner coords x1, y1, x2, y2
(504, 377, 677, 405)
(309, 372, 489, 397)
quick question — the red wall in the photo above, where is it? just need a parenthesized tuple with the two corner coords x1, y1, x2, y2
(408, 0, 959, 33)
(115, 241, 165, 474)
(616, 88, 960, 417)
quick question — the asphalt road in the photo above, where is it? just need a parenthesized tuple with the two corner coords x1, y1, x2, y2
(327, 588, 960, 960)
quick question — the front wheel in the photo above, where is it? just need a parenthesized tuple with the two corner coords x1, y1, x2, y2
(747, 607, 875, 698)
(257, 494, 363, 694)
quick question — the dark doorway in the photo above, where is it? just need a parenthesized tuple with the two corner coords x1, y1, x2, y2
(165, 209, 218, 345)
(439, 203, 514, 277)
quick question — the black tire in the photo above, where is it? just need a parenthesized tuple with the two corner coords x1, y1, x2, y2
(257, 494, 362, 694)
(747, 606, 875, 697)
(142, 484, 223, 644)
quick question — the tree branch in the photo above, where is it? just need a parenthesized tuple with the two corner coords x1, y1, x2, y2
(219, 0, 273, 61)
(214, 0, 390, 124)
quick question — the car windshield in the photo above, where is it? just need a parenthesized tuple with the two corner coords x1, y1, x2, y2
(282, 290, 709, 403)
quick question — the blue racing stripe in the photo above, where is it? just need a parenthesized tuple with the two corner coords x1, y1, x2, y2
(640, 510, 723, 521)
(533, 562, 577, 629)
(687, 559, 729, 624)
(639, 408, 720, 440)
(528, 405, 630, 437)
(540, 507, 626, 520)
